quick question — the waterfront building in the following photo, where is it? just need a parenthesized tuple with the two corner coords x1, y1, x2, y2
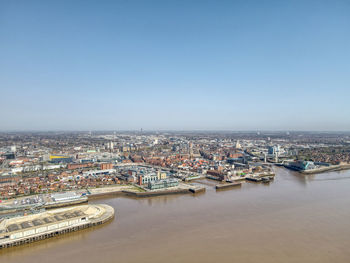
(148, 178, 179, 190)
(287, 161, 316, 171)
(138, 173, 158, 185)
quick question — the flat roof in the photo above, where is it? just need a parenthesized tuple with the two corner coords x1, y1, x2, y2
(3, 210, 87, 233)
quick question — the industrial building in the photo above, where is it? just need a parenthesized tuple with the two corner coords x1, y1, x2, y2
(50, 192, 83, 202)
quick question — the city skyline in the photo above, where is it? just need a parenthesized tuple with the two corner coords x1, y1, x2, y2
(1, 0, 350, 131)
(2, 1, 350, 262)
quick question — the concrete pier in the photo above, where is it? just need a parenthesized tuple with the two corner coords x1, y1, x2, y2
(189, 186, 206, 193)
(215, 182, 242, 190)
(0, 204, 114, 249)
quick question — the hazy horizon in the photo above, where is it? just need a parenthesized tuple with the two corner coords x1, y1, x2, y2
(1, 0, 349, 131)
(1, 129, 350, 133)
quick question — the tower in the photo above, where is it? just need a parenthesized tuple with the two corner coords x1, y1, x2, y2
(235, 140, 241, 149)
(189, 142, 193, 159)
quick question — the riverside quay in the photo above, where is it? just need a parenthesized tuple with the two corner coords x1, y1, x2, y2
(0, 204, 114, 249)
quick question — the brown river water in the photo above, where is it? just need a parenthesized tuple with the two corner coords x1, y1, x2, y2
(1, 167, 350, 263)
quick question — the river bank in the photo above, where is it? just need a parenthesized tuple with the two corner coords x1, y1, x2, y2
(87, 183, 205, 200)
(300, 164, 350, 174)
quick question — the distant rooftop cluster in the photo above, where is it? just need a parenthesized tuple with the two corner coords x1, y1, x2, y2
(1, 131, 350, 199)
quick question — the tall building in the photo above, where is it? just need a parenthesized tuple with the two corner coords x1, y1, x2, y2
(189, 142, 193, 159)
(235, 140, 241, 149)
(268, 145, 280, 155)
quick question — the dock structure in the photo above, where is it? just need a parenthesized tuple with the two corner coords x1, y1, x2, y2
(245, 177, 262, 182)
(245, 175, 275, 183)
(189, 185, 206, 193)
(86, 182, 206, 199)
(183, 175, 206, 182)
(0, 204, 114, 249)
(215, 182, 242, 190)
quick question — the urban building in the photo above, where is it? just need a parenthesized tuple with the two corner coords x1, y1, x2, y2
(148, 178, 179, 190)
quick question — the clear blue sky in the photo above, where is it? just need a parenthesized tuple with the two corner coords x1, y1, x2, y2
(1, 0, 349, 131)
